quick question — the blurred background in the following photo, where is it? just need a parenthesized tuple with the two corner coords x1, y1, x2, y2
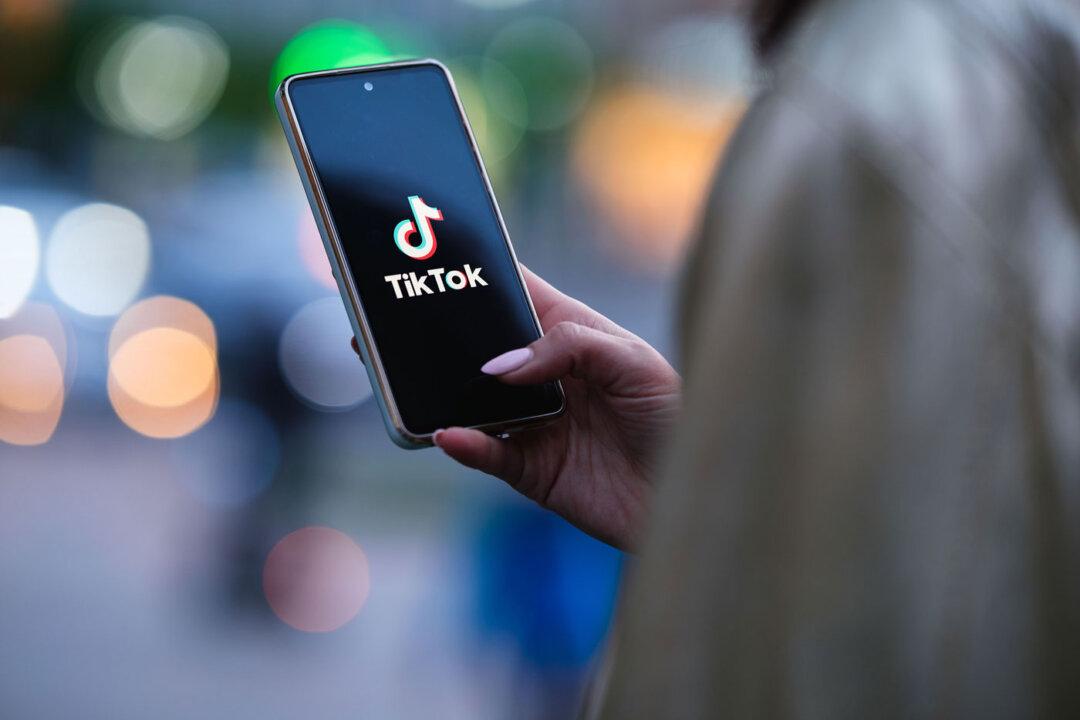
(0, 1, 751, 717)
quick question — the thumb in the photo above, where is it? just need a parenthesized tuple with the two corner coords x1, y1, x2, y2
(481, 321, 645, 391)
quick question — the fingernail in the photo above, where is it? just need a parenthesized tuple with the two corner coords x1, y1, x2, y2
(481, 347, 533, 375)
(432, 428, 446, 446)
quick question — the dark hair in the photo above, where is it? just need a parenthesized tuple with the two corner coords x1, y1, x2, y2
(751, 0, 818, 55)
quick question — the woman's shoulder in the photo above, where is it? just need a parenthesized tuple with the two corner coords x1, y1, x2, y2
(730, 0, 1080, 224)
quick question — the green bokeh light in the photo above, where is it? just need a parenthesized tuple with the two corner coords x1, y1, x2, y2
(485, 18, 593, 131)
(269, 20, 403, 98)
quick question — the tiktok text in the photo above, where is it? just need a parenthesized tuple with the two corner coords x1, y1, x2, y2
(383, 264, 488, 299)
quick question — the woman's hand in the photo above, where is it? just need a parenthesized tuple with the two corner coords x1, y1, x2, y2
(354, 267, 681, 550)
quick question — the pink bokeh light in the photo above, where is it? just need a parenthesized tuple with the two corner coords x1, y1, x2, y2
(262, 526, 371, 633)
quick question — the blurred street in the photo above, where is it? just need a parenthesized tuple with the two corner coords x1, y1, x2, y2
(0, 1, 750, 717)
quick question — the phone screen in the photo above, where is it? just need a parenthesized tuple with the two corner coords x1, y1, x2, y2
(286, 63, 562, 435)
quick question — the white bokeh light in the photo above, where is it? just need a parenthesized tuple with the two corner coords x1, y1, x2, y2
(279, 297, 372, 411)
(449, 58, 527, 163)
(485, 18, 594, 131)
(95, 16, 230, 140)
(0, 206, 40, 319)
(46, 203, 150, 317)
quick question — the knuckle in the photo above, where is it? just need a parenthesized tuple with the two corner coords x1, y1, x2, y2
(630, 337, 656, 362)
(548, 320, 582, 344)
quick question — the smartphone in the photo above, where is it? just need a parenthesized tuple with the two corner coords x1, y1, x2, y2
(276, 60, 564, 448)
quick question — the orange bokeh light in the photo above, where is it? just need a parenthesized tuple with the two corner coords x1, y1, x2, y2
(0, 302, 70, 446)
(112, 327, 215, 408)
(0, 336, 61, 413)
(0, 0, 65, 30)
(572, 85, 745, 273)
(108, 296, 219, 439)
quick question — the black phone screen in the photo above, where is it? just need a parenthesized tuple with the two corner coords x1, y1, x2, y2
(286, 63, 562, 436)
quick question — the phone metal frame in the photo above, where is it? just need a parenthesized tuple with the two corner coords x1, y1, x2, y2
(276, 58, 565, 449)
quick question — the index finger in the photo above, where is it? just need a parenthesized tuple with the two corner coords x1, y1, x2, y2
(519, 264, 563, 321)
(519, 264, 634, 339)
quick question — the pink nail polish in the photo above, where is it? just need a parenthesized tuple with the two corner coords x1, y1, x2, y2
(481, 347, 533, 375)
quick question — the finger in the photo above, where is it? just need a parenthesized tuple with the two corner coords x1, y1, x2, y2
(350, 337, 365, 365)
(519, 264, 633, 339)
(483, 320, 641, 391)
(519, 264, 566, 321)
(433, 427, 524, 484)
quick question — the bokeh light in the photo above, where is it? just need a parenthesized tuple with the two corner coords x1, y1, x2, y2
(270, 20, 398, 98)
(448, 58, 527, 165)
(0, 0, 65, 30)
(263, 526, 371, 633)
(485, 18, 593, 131)
(572, 85, 745, 273)
(0, 336, 60, 413)
(45, 203, 150, 317)
(457, 0, 536, 8)
(297, 210, 337, 290)
(92, 16, 229, 140)
(169, 398, 281, 508)
(0, 205, 40, 319)
(111, 327, 215, 407)
(2, 1, 749, 714)
(108, 296, 218, 439)
(279, 297, 372, 411)
(0, 302, 70, 446)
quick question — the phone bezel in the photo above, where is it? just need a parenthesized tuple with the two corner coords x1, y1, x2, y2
(277, 58, 565, 448)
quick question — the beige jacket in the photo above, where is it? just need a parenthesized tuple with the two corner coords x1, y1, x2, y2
(598, 0, 1080, 717)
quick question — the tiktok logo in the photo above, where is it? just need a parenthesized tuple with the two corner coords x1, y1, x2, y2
(393, 195, 442, 260)
(384, 193, 488, 300)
